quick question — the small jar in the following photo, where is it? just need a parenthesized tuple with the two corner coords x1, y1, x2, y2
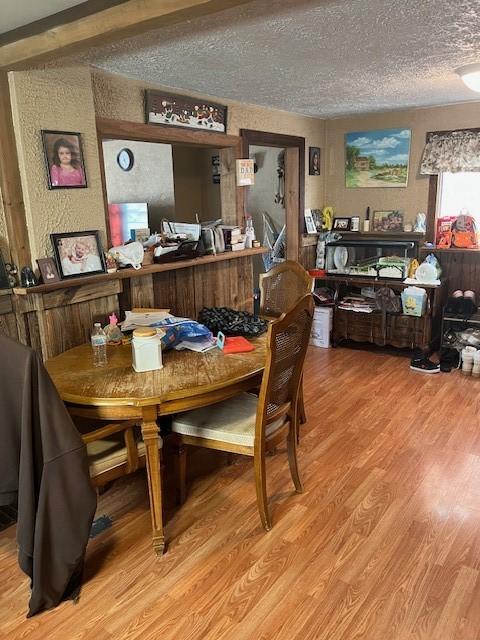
(132, 328, 163, 372)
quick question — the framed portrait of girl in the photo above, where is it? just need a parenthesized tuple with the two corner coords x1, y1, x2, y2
(41, 130, 87, 189)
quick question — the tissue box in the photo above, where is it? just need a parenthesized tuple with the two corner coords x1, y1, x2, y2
(401, 287, 427, 317)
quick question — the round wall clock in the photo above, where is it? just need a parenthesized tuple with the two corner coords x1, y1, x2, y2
(117, 148, 134, 171)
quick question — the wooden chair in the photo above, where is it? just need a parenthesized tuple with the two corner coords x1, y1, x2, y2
(77, 309, 166, 489)
(73, 417, 157, 488)
(172, 294, 314, 531)
(259, 260, 314, 425)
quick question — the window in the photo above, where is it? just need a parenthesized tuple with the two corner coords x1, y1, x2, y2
(437, 172, 480, 223)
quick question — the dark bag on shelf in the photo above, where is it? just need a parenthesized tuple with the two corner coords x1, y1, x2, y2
(198, 307, 268, 337)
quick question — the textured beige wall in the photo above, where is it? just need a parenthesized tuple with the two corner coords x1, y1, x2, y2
(92, 70, 326, 211)
(9, 66, 106, 262)
(325, 102, 480, 224)
(103, 139, 175, 232)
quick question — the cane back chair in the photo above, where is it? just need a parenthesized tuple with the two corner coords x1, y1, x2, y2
(259, 260, 314, 425)
(172, 294, 314, 531)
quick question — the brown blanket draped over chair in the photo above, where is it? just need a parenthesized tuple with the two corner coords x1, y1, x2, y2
(0, 335, 96, 617)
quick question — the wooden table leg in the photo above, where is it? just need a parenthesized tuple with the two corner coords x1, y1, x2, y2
(141, 405, 165, 556)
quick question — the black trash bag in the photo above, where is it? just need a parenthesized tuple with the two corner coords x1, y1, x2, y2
(198, 307, 268, 337)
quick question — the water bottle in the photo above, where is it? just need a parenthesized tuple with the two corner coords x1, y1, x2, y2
(91, 323, 108, 367)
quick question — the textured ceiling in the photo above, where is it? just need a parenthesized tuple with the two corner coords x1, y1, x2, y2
(0, 0, 85, 34)
(76, 0, 480, 117)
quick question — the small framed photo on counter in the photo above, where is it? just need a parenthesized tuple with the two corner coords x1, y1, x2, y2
(332, 217, 351, 231)
(37, 257, 60, 284)
(51, 231, 106, 279)
(350, 216, 360, 232)
(304, 209, 317, 234)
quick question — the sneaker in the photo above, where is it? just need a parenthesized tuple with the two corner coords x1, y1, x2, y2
(410, 355, 440, 374)
(439, 348, 460, 373)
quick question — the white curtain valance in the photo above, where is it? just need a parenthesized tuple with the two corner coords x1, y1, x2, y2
(420, 129, 480, 175)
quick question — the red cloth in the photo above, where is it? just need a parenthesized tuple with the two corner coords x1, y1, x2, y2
(223, 336, 255, 354)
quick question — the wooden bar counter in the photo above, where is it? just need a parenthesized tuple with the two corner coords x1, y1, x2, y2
(9, 248, 266, 360)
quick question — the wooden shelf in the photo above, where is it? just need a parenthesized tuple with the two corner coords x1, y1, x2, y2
(419, 246, 480, 253)
(13, 247, 267, 295)
(339, 231, 425, 239)
(315, 274, 441, 289)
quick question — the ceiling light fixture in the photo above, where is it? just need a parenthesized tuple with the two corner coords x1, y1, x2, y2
(456, 63, 480, 92)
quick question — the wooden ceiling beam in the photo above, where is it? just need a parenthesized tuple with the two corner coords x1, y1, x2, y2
(0, 0, 253, 71)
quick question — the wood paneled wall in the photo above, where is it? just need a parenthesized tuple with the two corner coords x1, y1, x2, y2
(431, 251, 480, 293)
(8, 255, 254, 360)
(0, 292, 18, 340)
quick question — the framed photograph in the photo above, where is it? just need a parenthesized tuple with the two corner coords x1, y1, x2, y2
(41, 130, 87, 189)
(332, 217, 351, 231)
(304, 209, 317, 234)
(350, 216, 360, 232)
(145, 90, 227, 133)
(345, 128, 411, 188)
(51, 231, 106, 279)
(372, 210, 404, 232)
(37, 257, 60, 284)
(309, 147, 321, 175)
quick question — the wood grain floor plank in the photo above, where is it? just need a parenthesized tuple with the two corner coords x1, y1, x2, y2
(1, 346, 480, 639)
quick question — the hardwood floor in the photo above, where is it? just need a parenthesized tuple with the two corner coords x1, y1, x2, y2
(1, 346, 480, 639)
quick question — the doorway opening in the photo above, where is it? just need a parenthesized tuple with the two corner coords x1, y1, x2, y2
(241, 129, 305, 285)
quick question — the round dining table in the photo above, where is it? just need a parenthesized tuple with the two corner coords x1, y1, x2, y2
(45, 337, 266, 555)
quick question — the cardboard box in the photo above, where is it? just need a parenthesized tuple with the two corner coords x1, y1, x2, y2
(310, 307, 333, 348)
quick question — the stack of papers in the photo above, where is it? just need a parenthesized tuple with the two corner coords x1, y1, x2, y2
(338, 295, 377, 313)
(121, 310, 172, 331)
(174, 337, 217, 352)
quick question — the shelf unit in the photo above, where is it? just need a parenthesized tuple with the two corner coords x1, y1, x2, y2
(441, 310, 480, 349)
(315, 275, 445, 351)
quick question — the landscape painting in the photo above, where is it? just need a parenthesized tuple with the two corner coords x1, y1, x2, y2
(345, 128, 411, 188)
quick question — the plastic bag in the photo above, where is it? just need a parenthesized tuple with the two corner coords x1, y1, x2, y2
(149, 317, 212, 350)
(110, 241, 144, 269)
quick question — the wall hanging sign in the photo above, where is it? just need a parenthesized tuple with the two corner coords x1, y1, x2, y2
(345, 128, 411, 188)
(41, 130, 87, 189)
(236, 159, 255, 186)
(212, 154, 220, 184)
(51, 230, 106, 279)
(309, 147, 321, 175)
(145, 90, 227, 133)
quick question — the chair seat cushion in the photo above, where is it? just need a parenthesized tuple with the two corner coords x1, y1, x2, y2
(171, 392, 287, 447)
(87, 438, 150, 477)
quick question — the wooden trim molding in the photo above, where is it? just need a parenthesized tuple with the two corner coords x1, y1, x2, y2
(97, 117, 244, 243)
(97, 117, 241, 149)
(0, 0, 253, 70)
(0, 71, 31, 267)
(13, 247, 267, 295)
(426, 174, 438, 244)
(241, 129, 305, 262)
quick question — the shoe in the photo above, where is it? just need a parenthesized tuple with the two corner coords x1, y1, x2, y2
(445, 290, 464, 315)
(410, 355, 440, 374)
(462, 290, 477, 317)
(439, 348, 459, 373)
